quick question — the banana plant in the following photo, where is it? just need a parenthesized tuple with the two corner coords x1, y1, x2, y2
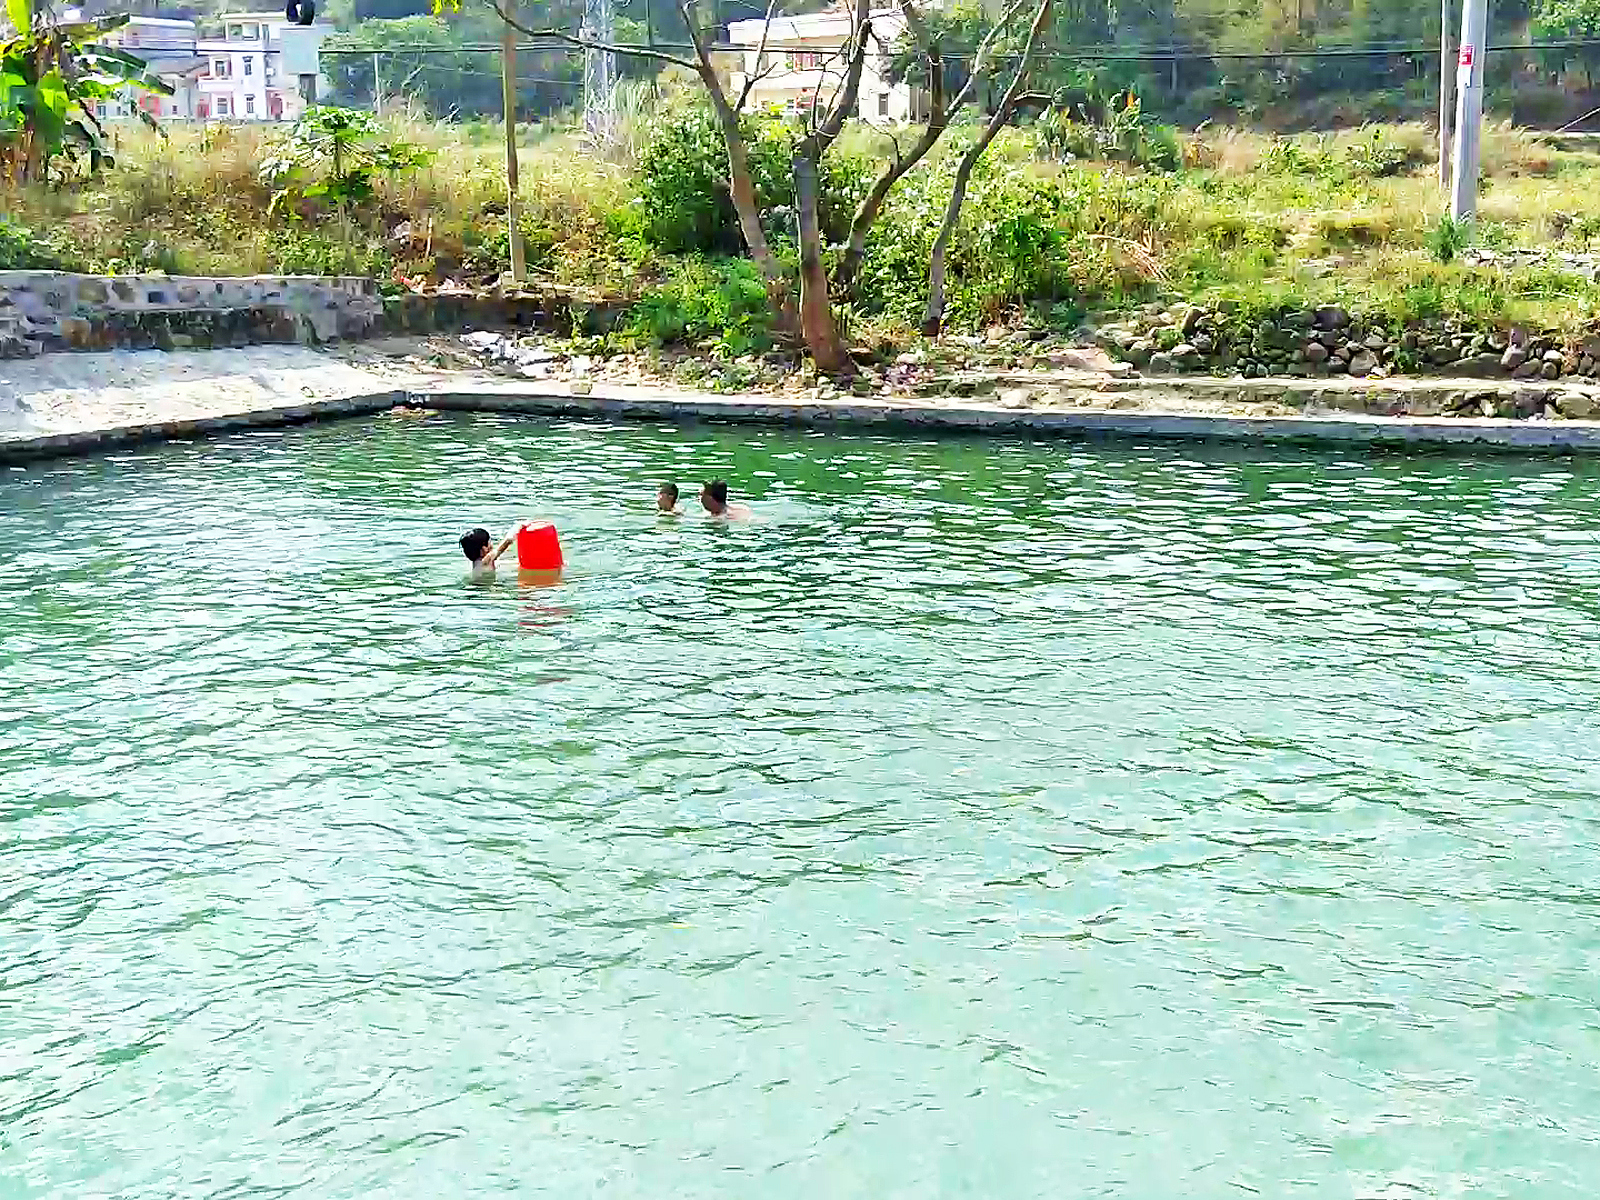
(2, 0, 173, 184)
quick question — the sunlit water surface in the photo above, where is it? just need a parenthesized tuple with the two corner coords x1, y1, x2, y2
(4, 415, 1600, 1199)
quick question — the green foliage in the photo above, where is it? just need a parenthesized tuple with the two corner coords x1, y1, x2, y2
(0, 215, 67, 268)
(1037, 91, 1180, 173)
(1427, 214, 1473, 264)
(1344, 127, 1425, 180)
(260, 106, 432, 217)
(860, 153, 1172, 328)
(636, 100, 781, 254)
(633, 97, 872, 256)
(622, 256, 773, 356)
(1, 0, 171, 184)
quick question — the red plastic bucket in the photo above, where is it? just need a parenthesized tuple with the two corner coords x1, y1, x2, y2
(516, 523, 564, 572)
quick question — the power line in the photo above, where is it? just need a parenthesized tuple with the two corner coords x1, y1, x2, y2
(320, 37, 1600, 64)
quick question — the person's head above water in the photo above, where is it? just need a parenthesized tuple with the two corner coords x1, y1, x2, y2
(657, 482, 680, 512)
(701, 480, 730, 514)
(460, 527, 493, 562)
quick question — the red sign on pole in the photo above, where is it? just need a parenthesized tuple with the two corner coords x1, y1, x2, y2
(1459, 45, 1475, 68)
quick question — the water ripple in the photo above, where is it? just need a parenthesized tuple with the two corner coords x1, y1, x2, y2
(3, 417, 1600, 1197)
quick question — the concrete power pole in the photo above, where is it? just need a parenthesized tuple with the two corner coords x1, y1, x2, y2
(501, 0, 525, 281)
(1450, 0, 1488, 220)
(1438, 0, 1452, 189)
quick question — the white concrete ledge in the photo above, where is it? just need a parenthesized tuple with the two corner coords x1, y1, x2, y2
(6, 381, 1600, 465)
(415, 387, 1600, 454)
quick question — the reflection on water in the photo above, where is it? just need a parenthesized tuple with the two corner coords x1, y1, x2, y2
(3, 415, 1600, 1199)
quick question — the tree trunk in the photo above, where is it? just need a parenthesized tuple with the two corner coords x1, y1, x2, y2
(703, 82, 784, 286)
(920, 142, 983, 338)
(921, 0, 1054, 337)
(793, 143, 856, 376)
(838, 69, 948, 293)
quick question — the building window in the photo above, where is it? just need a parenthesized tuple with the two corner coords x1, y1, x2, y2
(96, 101, 107, 118)
(216, 95, 231, 116)
(878, 92, 889, 117)
(245, 94, 255, 114)
(785, 51, 822, 69)
(244, 55, 253, 75)
(213, 58, 230, 78)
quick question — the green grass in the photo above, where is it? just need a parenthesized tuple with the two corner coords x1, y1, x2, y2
(9, 114, 1600, 344)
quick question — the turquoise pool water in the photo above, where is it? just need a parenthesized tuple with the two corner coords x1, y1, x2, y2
(4, 414, 1600, 1198)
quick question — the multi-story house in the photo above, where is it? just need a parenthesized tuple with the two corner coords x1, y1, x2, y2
(195, 12, 327, 122)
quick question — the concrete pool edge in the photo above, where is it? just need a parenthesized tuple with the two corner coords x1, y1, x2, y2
(416, 388, 1600, 454)
(0, 391, 407, 464)
(8, 383, 1600, 462)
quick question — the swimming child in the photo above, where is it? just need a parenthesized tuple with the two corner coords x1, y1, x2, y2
(700, 479, 752, 520)
(657, 483, 683, 515)
(460, 526, 517, 579)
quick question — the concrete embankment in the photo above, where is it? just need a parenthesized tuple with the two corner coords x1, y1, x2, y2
(6, 344, 1600, 462)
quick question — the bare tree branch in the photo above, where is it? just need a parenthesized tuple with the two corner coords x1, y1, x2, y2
(922, 0, 1055, 335)
(734, 0, 783, 112)
(489, 1, 697, 69)
(815, 0, 871, 151)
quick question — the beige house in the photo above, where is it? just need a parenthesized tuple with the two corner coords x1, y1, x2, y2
(726, 6, 927, 123)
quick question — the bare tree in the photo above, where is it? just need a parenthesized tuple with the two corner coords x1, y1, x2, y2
(837, 0, 1032, 293)
(921, 0, 1055, 336)
(485, 0, 1050, 369)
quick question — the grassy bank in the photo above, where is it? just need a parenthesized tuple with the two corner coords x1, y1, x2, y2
(7, 110, 1600, 356)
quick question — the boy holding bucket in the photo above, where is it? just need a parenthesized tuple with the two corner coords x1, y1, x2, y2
(460, 527, 517, 579)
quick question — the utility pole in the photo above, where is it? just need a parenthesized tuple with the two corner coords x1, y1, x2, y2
(1450, 0, 1488, 220)
(500, 0, 525, 281)
(1438, 0, 1452, 189)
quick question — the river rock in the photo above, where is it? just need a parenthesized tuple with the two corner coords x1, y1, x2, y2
(1348, 349, 1378, 377)
(1314, 305, 1350, 330)
(1502, 346, 1528, 371)
(1304, 341, 1330, 364)
(1513, 360, 1543, 380)
(1457, 352, 1506, 378)
(1542, 362, 1562, 380)
(1126, 339, 1154, 367)
(1560, 392, 1600, 419)
(1147, 352, 1175, 374)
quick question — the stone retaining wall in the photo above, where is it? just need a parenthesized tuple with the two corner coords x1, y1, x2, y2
(0, 272, 602, 358)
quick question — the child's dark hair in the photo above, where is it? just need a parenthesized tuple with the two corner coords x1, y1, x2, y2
(705, 480, 729, 505)
(660, 482, 680, 502)
(460, 527, 492, 562)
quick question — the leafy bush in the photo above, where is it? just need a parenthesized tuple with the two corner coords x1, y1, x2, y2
(1426, 214, 1473, 263)
(634, 98, 874, 255)
(259, 106, 432, 217)
(1345, 127, 1426, 179)
(622, 256, 774, 356)
(1037, 91, 1181, 173)
(859, 156, 1172, 329)
(0, 218, 70, 269)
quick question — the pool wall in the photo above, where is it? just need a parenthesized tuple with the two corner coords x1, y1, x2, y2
(6, 383, 1600, 464)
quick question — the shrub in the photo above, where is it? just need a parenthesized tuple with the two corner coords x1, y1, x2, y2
(0, 219, 70, 270)
(622, 256, 774, 356)
(1426, 214, 1473, 263)
(635, 101, 789, 254)
(634, 98, 878, 255)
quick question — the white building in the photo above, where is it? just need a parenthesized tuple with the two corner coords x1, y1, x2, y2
(726, 6, 927, 123)
(93, 12, 325, 123)
(96, 17, 204, 120)
(195, 12, 327, 122)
